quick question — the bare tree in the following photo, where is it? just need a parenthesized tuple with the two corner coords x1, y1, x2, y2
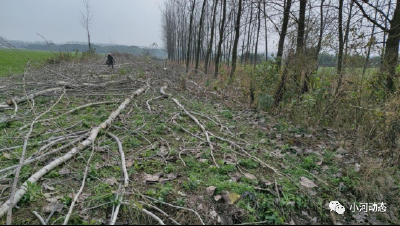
(80, 0, 94, 51)
(276, 0, 293, 69)
(186, 0, 197, 72)
(205, 0, 219, 74)
(214, 0, 227, 77)
(230, 0, 243, 79)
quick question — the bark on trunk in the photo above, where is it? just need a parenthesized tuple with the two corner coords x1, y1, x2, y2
(276, 0, 293, 70)
(215, 0, 227, 77)
(230, 0, 243, 79)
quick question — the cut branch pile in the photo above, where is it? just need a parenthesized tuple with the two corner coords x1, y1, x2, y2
(0, 86, 147, 219)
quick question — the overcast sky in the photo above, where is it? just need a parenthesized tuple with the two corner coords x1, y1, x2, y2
(0, 0, 164, 47)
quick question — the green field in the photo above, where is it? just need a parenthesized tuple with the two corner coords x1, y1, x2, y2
(0, 49, 53, 76)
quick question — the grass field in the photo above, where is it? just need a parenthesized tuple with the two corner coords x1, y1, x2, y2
(0, 49, 53, 76)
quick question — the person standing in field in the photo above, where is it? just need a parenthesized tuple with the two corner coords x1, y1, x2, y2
(106, 53, 115, 69)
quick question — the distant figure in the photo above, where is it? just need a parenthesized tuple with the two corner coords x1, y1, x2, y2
(106, 53, 115, 69)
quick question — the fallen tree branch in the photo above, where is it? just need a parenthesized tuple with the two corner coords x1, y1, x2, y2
(0, 86, 147, 219)
(0, 135, 88, 175)
(63, 143, 95, 225)
(208, 131, 282, 176)
(0, 87, 63, 109)
(161, 86, 219, 168)
(106, 132, 129, 187)
(19, 101, 115, 131)
(144, 195, 204, 225)
(121, 202, 165, 225)
(32, 211, 46, 225)
(7, 90, 65, 224)
(138, 201, 181, 225)
(146, 96, 164, 112)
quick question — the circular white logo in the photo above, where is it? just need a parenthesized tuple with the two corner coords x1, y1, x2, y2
(329, 201, 345, 214)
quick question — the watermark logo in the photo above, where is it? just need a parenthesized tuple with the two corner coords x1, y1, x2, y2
(350, 202, 386, 213)
(329, 201, 345, 215)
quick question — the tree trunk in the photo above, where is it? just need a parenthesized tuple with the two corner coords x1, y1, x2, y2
(336, 0, 344, 93)
(296, 0, 306, 54)
(196, 0, 207, 71)
(215, 0, 227, 77)
(205, 0, 219, 74)
(297, 0, 307, 93)
(230, 0, 243, 79)
(254, 1, 261, 67)
(264, 1, 268, 62)
(186, 0, 196, 73)
(383, 0, 400, 92)
(276, 0, 293, 70)
(245, 5, 254, 64)
(315, 0, 324, 70)
(343, 1, 354, 68)
(363, 3, 378, 76)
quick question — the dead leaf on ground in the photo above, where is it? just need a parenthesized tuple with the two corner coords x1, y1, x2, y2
(158, 145, 168, 157)
(102, 154, 110, 162)
(271, 149, 285, 159)
(290, 146, 303, 154)
(354, 163, 361, 172)
(78, 193, 91, 203)
(2, 153, 11, 159)
(299, 177, 317, 188)
(105, 177, 118, 186)
(126, 159, 134, 168)
(166, 173, 178, 180)
(228, 172, 242, 182)
(243, 173, 257, 180)
(43, 193, 57, 198)
(144, 173, 163, 184)
(46, 195, 63, 203)
(43, 202, 64, 213)
(337, 147, 347, 154)
(59, 167, 71, 175)
(223, 154, 236, 165)
(43, 183, 55, 191)
(221, 191, 240, 204)
(261, 179, 274, 186)
(206, 186, 216, 196)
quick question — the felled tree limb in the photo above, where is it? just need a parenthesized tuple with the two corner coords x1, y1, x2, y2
(19, 101, 115, 131)
(139, 201, 181, 225)
(144, 196, 204, 225)
(161, 86, 219, 168)
(7, 90, 65, 225)
(121, 202, 165, 225)
(106, 132, 129, 187)
(63, 144, 95, 225)
(32, 211, 46, 225)
(0, 86, 147, 219)
(0, 87, 63, 109)
(0, 135, 87, 175)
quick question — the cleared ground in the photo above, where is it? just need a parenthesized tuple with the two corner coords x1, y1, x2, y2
(0, 56, 398, 225)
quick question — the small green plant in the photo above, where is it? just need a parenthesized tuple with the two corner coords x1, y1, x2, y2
(239, 159, 259, 169)
(157, 182, 174, 200)
(183, 175, 201, 191)
(174, 198, 186, 207)
(20, 182, 42, 204)
(222, 110, 233, 119)
(146, 189, 157, 196)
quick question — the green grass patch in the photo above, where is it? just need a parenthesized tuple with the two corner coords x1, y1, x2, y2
(0, 49, 54, 76)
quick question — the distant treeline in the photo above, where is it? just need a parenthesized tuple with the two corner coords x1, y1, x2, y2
(0, 38, 168, 59)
